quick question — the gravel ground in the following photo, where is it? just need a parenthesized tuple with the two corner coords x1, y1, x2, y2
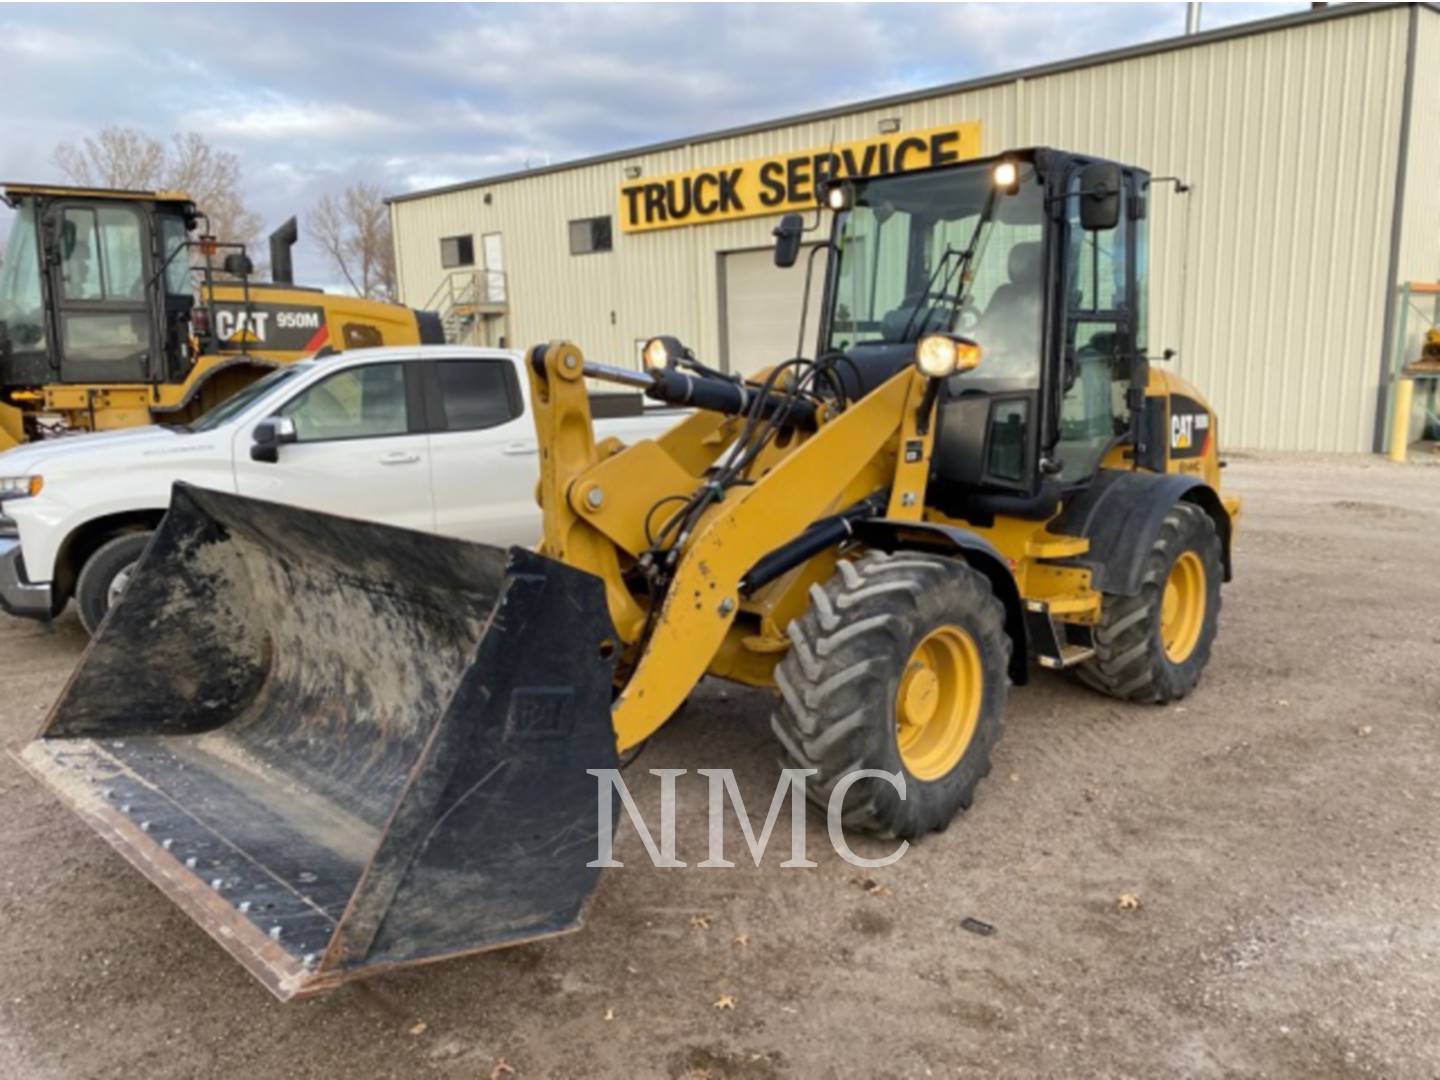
(2, 452, 1439, 1079)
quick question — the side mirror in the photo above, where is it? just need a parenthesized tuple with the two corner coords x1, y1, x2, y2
(773, 213, 804, 268)
(1079, 162, 1123, 231)
(250, 416, 297, 463)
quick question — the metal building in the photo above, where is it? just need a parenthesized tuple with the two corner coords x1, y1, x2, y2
(389, 3, 1440, 454)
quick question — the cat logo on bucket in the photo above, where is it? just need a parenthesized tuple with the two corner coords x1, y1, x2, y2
(619, 122, 983, 234)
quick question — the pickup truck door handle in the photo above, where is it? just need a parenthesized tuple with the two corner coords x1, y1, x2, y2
(379, 451, 422, 465)
(501, 442, 538, 456)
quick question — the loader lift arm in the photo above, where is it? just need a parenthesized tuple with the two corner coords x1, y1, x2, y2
(527, 341, 935, 751)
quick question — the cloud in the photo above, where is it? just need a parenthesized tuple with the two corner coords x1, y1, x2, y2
(183, 97, 402, 140)
(0, 1, 1312, 285)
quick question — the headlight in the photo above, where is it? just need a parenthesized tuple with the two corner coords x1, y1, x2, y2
(642, 335, 687, 371)
(992, 160, 1020, 193)
(0, 476, 43, 500)
(823, 180, 853, 212)
(915, 335, 982, 379)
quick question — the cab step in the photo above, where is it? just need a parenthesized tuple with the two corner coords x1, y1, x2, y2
(1038, 643, 1097, 670)
(1022, 599, 1096, 670)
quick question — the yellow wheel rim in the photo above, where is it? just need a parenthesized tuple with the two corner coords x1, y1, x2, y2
(895, 625, 983, 781)
(1160, 551, 1206, 663)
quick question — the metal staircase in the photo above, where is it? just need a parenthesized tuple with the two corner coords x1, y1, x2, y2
(421, 269, 509, 346)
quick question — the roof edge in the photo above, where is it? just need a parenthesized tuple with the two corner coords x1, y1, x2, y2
(387, 2, 1417, 206)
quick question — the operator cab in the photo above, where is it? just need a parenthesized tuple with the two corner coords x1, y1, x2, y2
(816, 148, 1151, 521)
(0, 184, 201, 391)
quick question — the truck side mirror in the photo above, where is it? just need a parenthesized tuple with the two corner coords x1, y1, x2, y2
(1079, 162, 1123, 231)
(250, 416, 297, 463)
(773, 213, 804, 268)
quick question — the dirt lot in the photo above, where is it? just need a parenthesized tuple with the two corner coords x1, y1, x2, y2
(2, 452, 1439, 1079)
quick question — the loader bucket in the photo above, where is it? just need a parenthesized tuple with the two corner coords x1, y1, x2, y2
(14, 484, 619, 1001)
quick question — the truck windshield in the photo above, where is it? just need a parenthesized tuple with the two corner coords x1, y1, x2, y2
(826, 162, 1047, 381)
(0, 203, 48, 354)
(190, 363, 313, 432)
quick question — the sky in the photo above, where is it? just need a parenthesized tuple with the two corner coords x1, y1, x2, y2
(0, 1, 1311, 288)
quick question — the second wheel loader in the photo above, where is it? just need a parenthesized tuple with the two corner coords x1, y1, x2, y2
(17, 147, 1238, 999)
(0, 183, 443, 450)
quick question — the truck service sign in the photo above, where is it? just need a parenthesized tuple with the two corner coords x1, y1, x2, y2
(619, 122, 982, 234)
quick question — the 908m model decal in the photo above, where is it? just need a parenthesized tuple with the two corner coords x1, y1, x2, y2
(1169, 394, 1211, 459)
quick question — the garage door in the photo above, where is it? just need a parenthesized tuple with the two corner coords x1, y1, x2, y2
(722, 245, 829, 377)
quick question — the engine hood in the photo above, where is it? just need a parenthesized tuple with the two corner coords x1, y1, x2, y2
(0, 424, 211, 477)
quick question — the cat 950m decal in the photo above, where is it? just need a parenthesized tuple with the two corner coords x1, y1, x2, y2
(213, 303, 330, 353)
(1169, 393, 1211, 459)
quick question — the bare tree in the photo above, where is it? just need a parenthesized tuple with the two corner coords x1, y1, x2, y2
(52, 127, 262, 249)
(309, 183, 397, 301)
(52, 127, 165, 191)
(163, 133, 263, 248)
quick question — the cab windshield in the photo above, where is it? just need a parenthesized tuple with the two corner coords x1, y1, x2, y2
(0, 203, 48, 353)
(825, 162, 1046, 382)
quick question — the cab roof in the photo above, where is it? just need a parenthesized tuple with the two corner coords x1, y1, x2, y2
(1, 182, 195, 209)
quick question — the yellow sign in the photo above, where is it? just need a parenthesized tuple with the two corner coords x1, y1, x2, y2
(618, 122, 983, 234)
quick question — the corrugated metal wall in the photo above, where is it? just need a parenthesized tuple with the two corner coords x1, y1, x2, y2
(393, 6, 1420, 452)
(1396, 8, 1440, 444)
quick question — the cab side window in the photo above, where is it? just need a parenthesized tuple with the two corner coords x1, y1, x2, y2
(1057, 172, 1133, 483)
(280, 364, 410, 442)
(61, 207, 145, 301)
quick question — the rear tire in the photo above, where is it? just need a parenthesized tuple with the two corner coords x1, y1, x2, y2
(770, 551, 1011, 839)
(1077, 503, 1222, 703)
(76, 532, 153, 636)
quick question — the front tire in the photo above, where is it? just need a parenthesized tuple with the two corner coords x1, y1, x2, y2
(770, 551, 1011, 839)
(76, 532, 153, 635)
(1077, 503, 1223, 703)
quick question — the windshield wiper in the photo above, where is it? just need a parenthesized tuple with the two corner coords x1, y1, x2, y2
(899, 185, 1003, 343)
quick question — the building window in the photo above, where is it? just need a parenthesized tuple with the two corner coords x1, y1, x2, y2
(569, 216, 613, 255)
(440, 235, 474, 268)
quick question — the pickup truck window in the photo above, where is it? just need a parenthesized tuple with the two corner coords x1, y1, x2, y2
(192, 364, 311, 432)
(435, 359, 520, 432)
(280, 363, 409, 442)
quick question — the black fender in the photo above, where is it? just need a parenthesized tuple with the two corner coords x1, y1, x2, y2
(851, 518, 1030, 686)
(1048, 469, 1232, 597)
(150, 357, 282, 415)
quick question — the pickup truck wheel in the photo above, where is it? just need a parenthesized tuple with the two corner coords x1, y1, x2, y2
(76, 532, 153, 635)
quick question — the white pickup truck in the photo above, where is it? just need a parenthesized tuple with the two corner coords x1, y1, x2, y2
(0, 345, 679, 633)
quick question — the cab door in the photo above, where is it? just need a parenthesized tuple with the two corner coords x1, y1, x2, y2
(1054, 166, 1143, 483)
(43, 201, 158, 384)
(233, 360, 435, 531)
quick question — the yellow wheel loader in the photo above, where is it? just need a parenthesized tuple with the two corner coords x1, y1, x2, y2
(0, 183, 443, 450)
(16, 148, 1238, 999)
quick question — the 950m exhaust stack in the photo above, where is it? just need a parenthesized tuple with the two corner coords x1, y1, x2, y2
(13, 485, 619, 1000)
